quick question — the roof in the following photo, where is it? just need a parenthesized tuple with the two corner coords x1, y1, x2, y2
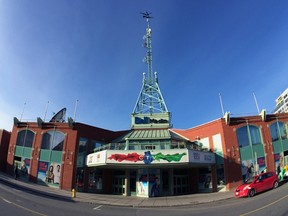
(128, 129, 171, 140)
(112, 129, 191, 142)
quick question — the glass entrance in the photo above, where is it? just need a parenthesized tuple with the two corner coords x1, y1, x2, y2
(130, 170, 137, 196)
(112, 175, 125, 195)
(173, 175, 189, 195)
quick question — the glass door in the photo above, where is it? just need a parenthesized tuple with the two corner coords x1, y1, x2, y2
(112, 175, 125, 195)
(130, 170, 137, 196)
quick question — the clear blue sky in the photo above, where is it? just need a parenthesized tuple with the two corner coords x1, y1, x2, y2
(1, 0, 288, 132)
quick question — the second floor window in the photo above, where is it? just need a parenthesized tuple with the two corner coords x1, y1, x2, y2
(41, 130, 65, 151)
(269, 121, 288, 142)
(16, 129, 35, 148)
(236, 125, 262, 147)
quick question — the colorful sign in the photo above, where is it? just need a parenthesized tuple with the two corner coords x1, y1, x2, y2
(37, 161, 62, 187)
(107, 150, 188, 164)
(86, 149, 215, 166)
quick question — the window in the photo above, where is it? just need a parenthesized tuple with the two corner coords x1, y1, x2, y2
(16, 129, 35, 148)
(269, 122, 288, 142)
(91, 140, 105, 153)
(77, 138, 88, 168)
(41, 131, 64, 151)
(145, 145, 155, 150)
(236, 125, 262, 147)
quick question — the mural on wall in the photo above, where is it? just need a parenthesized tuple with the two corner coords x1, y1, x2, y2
(14, 158, 30, 180)
(257, 157, 266, 174)
(241, 159, 255, 182)
(37, 161, 61, 187)
(241, 158, 266, 182)
(138, 172, 148, 197)
(108, 151, 187, 164)
(137, 169, 160, 197)
(199, 174, 212, 190)
(275, 153, 288, 180)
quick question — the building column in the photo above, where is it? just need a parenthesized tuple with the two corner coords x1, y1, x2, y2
(211, 165, 217, 192)
(169, 168, 174, 195)
(125, 170, 130, 196)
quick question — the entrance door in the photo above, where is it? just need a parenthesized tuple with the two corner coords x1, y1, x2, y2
(112, 175, 125, 195)
(130, 170, 137, 196)
(173, 175, 189, 195)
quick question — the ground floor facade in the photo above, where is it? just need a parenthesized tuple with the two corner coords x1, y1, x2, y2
(82, 149, 217, 197)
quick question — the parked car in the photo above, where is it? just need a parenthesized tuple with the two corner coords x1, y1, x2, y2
(234, 171, 279, 198)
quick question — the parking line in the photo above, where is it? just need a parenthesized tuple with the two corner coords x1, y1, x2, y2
(240, 194, 288, 216)
(93, 205, 102, 210)
(1, 196, 47, 216)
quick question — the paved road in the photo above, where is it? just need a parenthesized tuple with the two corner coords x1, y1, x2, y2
(1, 172, 288, 216)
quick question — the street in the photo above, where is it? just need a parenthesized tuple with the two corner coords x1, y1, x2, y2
(0, 180, 288, 216)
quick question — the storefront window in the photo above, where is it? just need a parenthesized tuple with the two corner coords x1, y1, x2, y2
(41, 130, 64, 151)
(91, 140, 105, 153)
(236, 125, 262, 147)
(16, 129, 35, 147)
(270, 121, 288, 141)
(88, 169, 103, 192)
(76, 138, 88, 191)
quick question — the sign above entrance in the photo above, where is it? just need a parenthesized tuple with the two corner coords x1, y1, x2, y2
(131, 113, 171, 129)
(86, 149, 215, 166)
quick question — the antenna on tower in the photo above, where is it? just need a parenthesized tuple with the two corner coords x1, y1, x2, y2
(140, 11, 153, 23)
(20, 102, 26, 121)
(219, 93, 225, 116)
(253, 92, 260, 114)
(73, 99, 79, 121)
(43, 101, 49, 122)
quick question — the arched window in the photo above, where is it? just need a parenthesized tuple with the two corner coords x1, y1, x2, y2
(16, 129, 35, 148)
(236, 125, 262, 147)
(269, 121, 288, 141)
(41, 131, 64, 151)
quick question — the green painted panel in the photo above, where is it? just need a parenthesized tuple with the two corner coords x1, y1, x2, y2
(15, 146, 23, 157)
(273, 140, 282, 154)
(240, 146, 253, 161)
(23, 147, 32, 158)
(51, 151, 62, 163)
(283, 139, 288, 151)
(39, 150, 51, 162)
(252, 144, 265, 158)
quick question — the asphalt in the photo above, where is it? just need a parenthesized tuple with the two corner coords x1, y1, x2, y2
(0, 172, 234, 208)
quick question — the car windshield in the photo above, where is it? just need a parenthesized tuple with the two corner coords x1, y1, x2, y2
(245, 176, 257, 184)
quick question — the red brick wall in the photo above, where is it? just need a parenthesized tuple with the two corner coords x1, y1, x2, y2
(0, 130, 11, 172)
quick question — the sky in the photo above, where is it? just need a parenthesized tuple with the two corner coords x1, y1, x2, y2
(1, 0, 288, 132)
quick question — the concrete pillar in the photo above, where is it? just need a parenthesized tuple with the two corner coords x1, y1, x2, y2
(211, 165, 217, 192)
(125, 170, 130, 196)
(169, 168, 174, 195)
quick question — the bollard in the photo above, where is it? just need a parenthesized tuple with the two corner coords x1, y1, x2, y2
(72, 188, 76, 198)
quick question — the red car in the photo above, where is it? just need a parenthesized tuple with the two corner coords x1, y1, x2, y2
(234, 171, 279, 198)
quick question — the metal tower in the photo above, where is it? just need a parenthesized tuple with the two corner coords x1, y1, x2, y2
(133, 12, 169, 115)
(131, 12, 171, 129)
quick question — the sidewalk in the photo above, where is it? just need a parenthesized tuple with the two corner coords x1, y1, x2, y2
(0, 172, 234, 207)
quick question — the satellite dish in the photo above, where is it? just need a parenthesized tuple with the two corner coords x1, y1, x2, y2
(50, 108, 66, 123)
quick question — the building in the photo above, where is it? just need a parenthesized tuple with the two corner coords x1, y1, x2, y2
(274, 88, 288, 114)
(0, 129, 11, 172)
(3, 15, 288, 198)
(7, 118, 127, 191)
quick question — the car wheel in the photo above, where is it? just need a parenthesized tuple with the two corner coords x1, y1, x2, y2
(273, 181, 279, 189)
(248, 189, 255, 197)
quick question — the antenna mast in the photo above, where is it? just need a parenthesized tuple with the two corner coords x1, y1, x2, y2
(142, 12, 153, 84)
(253, 92, 260, 114)
(133, 12, 169, 114)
